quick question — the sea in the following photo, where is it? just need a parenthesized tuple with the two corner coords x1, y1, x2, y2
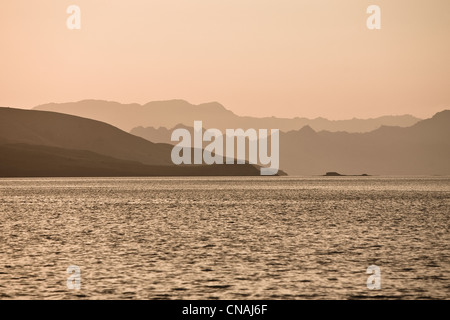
(0, 177, 449, 299)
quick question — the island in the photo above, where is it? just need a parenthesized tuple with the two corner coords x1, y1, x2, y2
(324, 172, 370, 177)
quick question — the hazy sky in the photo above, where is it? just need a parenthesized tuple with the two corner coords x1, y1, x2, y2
(1, 0, 449, 119)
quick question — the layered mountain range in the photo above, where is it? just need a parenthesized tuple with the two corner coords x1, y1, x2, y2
(1, 100, 448, 176)
(34, 100, 420, 133)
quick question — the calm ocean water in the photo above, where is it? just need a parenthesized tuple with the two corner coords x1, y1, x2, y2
(0, 177, 449, 300)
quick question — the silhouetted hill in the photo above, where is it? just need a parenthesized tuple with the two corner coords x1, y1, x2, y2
(0, 107, 173, 165)
(34, 99, 420, 133)
(0, 107, 268, 177)
(0, 143, 262, 177)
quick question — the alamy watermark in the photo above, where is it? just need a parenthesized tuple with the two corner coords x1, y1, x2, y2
(67, 265, 81, 290)
(171, 121, 280, 175)
(66, 5, 381, 30)
(66, 5, 81, 30)
(367, 5, 381, 30)
(366, 265, 381, 290)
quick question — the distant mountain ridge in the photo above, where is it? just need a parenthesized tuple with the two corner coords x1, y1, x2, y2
(130, 110, 450, 176)
(33, 99, 421, 133)
(278, 110, 450, 175)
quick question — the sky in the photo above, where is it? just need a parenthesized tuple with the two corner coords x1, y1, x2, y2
(0, 0, 449, 119)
